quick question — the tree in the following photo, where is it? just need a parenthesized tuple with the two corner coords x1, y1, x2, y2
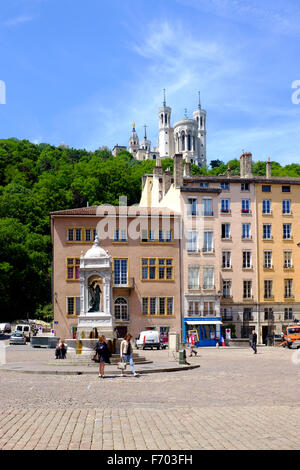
(210, 159, 224, 169)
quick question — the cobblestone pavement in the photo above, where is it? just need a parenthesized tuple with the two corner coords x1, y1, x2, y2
(1, 346, 300, 450)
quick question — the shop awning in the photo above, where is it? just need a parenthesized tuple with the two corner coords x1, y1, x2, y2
(185, 320, 222, 325)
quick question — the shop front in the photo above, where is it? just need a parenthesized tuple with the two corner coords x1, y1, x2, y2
(183, 317, 222, 347)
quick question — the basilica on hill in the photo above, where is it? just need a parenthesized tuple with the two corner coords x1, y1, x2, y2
(112, 91, 207, 167)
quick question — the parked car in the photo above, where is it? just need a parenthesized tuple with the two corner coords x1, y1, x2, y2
(9, 332, 27, 345)
(135, 330, 161, 350)
(0, 323, 11, 334)
(284, 325, 300, 349)
(14, 324, 31, 342)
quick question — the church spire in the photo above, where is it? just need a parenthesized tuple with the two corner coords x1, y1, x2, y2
(144, 124, 147, 140)
(163, 88, 166, 107)
(198, 91, 201, 110)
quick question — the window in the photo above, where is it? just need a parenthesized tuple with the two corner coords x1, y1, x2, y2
(243, 308, 253, 321)
(221, 199, 230, 213)
(284, 279, 293, 298)
(263, 224, 272, 239)
(243, 251, 252, 268)
(75, 228, 82, 242)
(284, 250, 293, 268)
(241, 199, 250, 213)
(220, 182, 230, 190)
(241, 183, 250, 191)
(188, 301, 200, 316)
(282, 200, 291, 214)
(113, 259, 128, 285)
(114, 229, 127, 242)
(243, 280, 252, 298)
(67, 229, 74, 241)
(203, 267, 214, 289)
(221, 223, 231, 239)
(262, 185, 271, 192)
(222, 307, 233, 320)
(67, 297, 80, 316)
(141, 258, 173, 281)
(142, 297, 173, 316)
(187, 230, 198, 252)
(188, 198, 197, 216)
(140, 230, 172, 243)
(114, 298, 128, 321)
(85, 229, 91, 242)
(284, 308, 293, 321)
(188, 266, 200, 289)
(200, 182, 209, 188)
(282, 186, 290, 193)
(203, 198, 213, 216)
(264, 308, 273, 321)
(262, 200, 271, 214)
(242, 223, 251, 239)
(66, 258, 80, 280)
(264, 280, 273, 299)
(222, 280, 232, 298)
(203, 302, 214, 316)
(283, 224, 292, 239)
(222, 251, 231, 269)
(203, 231, 213, 252)
(264, 250, 272, 269)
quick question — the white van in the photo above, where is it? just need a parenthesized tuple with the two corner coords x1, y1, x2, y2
(135, 330, 161, 350)
(15, 324, 31, 342)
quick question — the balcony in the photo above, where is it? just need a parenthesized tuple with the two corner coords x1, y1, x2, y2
(222, 315, 233, 321)
(220, 209, 231, 214)
(113, 277, 135, 290)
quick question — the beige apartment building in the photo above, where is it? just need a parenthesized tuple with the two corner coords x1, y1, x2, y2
(51, 206, 181, 341)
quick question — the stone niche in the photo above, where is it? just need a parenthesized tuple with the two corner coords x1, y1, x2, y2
(76, 236, 115, 345)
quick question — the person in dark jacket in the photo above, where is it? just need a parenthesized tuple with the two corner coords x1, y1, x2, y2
(250, 330, 257, 354)
(95, 335, 110, 378)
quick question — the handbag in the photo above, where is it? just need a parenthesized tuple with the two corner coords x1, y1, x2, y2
(117, 361, 127, 370)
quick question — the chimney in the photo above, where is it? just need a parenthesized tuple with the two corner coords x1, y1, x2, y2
(153, 158, 163, 177)
(163, 169, 172, 194)
(174, 153, 183, 188)
(266, 157, 271, 179)
(227, 164, 231, 178)
(184, 156, 191, 177)
(240, 152, 252, 178)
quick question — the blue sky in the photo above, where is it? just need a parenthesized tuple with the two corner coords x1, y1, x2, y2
(1, 0, 300, 165)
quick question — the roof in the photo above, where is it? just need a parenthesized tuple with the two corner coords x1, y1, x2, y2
(50, 206, 180, 217)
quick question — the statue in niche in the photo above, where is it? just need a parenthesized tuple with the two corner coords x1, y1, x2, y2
(88, 280, 102, 312)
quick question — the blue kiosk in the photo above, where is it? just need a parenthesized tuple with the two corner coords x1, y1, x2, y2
(183, 317, 223, 347)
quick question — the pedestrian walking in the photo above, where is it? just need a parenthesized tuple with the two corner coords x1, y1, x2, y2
(250, 330, 257, 354)
(120, 333, 138, 377)
(188, 332, 197, 357)
(95, 335, 110, 378)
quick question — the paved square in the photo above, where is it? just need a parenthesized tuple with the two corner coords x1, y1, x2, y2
(0, 346, 300, 450)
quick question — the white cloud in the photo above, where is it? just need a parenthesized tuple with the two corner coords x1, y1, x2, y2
(3, 15, 34, 27)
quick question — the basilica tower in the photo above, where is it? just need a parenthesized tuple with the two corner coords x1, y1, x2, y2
(193, 92, 207, 167)
(128, 123, 139, 157)
(158, 89, 174, 158)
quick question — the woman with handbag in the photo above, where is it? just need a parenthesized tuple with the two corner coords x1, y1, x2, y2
(120, 333, 138, 377)
(95, 335, 110, 378)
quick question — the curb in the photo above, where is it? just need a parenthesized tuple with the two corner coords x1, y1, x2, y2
(0, 364, 200, 376)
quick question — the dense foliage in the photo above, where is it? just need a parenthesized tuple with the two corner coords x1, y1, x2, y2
(0, 138, 299, 322)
